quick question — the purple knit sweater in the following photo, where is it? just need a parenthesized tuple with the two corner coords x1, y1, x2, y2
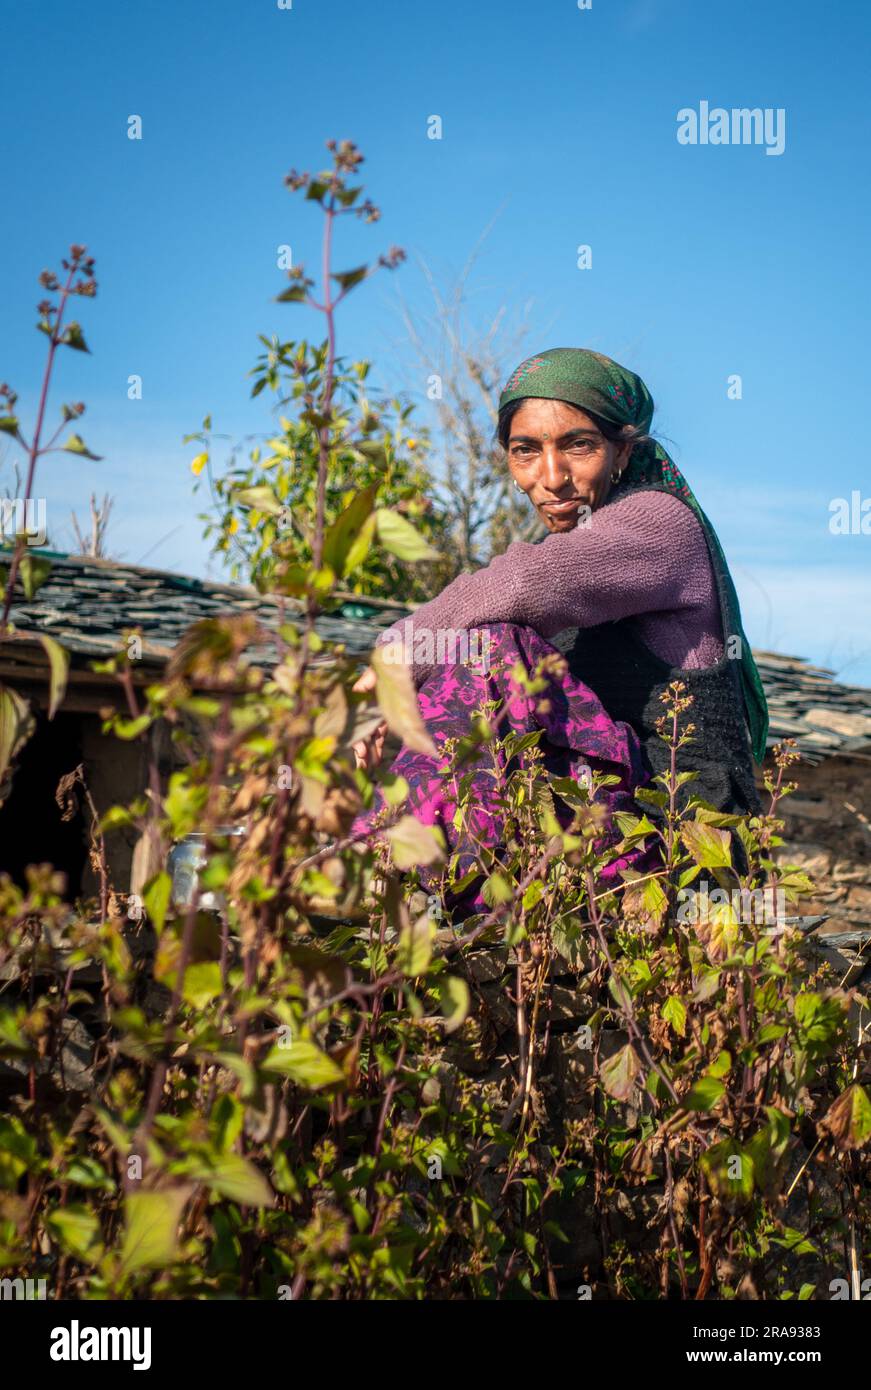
(376, 490, 724, 685)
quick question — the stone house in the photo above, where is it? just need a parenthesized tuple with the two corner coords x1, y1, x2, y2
(758, 652, 871, 934)
(0, 549, 406, 901)
(0, 550, 868, 935)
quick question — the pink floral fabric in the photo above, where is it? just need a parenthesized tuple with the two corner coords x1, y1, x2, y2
(357, 623, 655, 915)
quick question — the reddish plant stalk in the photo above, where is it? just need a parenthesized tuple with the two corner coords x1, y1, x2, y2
(0, 262, 77, 632)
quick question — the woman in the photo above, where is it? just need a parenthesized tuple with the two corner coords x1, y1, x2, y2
(355, 349, 768, 902)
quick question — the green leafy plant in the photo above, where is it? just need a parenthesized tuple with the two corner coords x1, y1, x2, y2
(0, 247, 93, 797)
(188, 141, 448, 603)
(0, 244, 99, 624)
(0, 151, 866, 1302)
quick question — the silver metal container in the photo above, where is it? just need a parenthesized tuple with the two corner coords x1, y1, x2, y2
(166, 826, 246, 913)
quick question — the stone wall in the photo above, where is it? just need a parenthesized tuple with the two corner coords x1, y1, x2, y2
(764, 753, 870, 934)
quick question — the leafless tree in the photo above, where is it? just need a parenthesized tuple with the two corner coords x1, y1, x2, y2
(70, 492, 114, 558)
(395, 229, 548, 578)
(0, 453, 28, 546)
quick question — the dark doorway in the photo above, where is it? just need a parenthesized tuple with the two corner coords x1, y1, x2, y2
(0, 711, 89, 899)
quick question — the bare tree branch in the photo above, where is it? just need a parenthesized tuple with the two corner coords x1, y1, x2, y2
(393, 250, 546, 576)
(70, 491, 114, 558)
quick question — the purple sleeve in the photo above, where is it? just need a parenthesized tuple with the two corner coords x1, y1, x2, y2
(374, 491, 718, 685)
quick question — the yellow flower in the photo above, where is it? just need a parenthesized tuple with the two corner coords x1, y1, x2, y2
(191, 452, 209, 476)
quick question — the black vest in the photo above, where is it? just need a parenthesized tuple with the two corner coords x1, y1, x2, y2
(548, 484, 761, 817)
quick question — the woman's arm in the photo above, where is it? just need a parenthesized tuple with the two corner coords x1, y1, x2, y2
(374, 490, 718, 684)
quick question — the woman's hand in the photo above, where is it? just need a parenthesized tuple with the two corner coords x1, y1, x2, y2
(353, 722, 387, 770)
(352, 666, 377, 695)
(352, 666, 387, 770)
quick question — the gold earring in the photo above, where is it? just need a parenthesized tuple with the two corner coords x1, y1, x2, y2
(611, 469, 622, 484)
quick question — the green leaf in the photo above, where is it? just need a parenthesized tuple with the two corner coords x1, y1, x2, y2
(332, 265, 369, 292)
(662, 995, 687, 1037)
(187, 1153, 274, 1208)
(634, 787, 668, 809)
(355, 439, 388, 464)
(38, 635, 69, 719)
(60, 321, 90, 352)
(680, 820, 733, 869)
(522, 880, 546, 911)
(143, 871, 173, 934)
(62, 432, 102, 460)
(381, 773, 409, 807)
(385, 814, 444, 870)
(113, 712, 151, 741)
(322, 485, 377, 579)
(437, 975, 470, 1033)
(370, 647, 437, 756)
(600, 1043, 641, 1103)
(19, 552, 53, 598)
(614, 812, 658, 848)
(692, 968, 721, 1003)
(684, 1076, 725, 1111)
(396, 912, 435, 977)
(118, 1186, 192, 1278)
(608, 972, 634, 1013)
(794, 991, 845, 1048)
(673, 770, 699, 790)
(276, 283, 308, 303)
(677, 864, 702, 889)
(777, 869, 815, 894)
(707, 1049, 732, 1079)
(374, 508, 440, 562)
(642, 876, 668, 919)
(263, 1039, 345, 1090)
(699, 1140, 754, 1203)
(233, 485, 283, 515)
(746, 1109, 790, 1195)
(0, 1114, 38, 1185)
(92, 1105, 133, 1159)
(181, 960, 222, 1009)
(0, 416, 20, 435)
(46, 1205, 103, 1262)
(0, 686, 35, 795)
(757, 1023, 787, 1044)
(0, 1009, 30, 1052)
(345, 512, 377, 576)
(64, 1156, 114, 1191)
(211, 1051, 257, 1099)
(769, 1227, 818, 1257)
(482, 870, 514, 907)
(692, 805, 741, 827)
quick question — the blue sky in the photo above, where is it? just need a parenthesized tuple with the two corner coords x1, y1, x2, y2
(3, 0, 870, 681)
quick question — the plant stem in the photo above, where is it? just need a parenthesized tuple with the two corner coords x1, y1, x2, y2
(0, 263, 76, 633)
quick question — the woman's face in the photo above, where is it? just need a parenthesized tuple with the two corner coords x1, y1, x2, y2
(505, 398, 634, 533)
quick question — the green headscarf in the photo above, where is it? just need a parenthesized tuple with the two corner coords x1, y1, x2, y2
(499, 347, 769, 762)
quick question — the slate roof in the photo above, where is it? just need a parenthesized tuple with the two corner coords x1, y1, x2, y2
(2, 550, 870, 761)
(0, 550, 406, 664)
(749, 650, 871, 762)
